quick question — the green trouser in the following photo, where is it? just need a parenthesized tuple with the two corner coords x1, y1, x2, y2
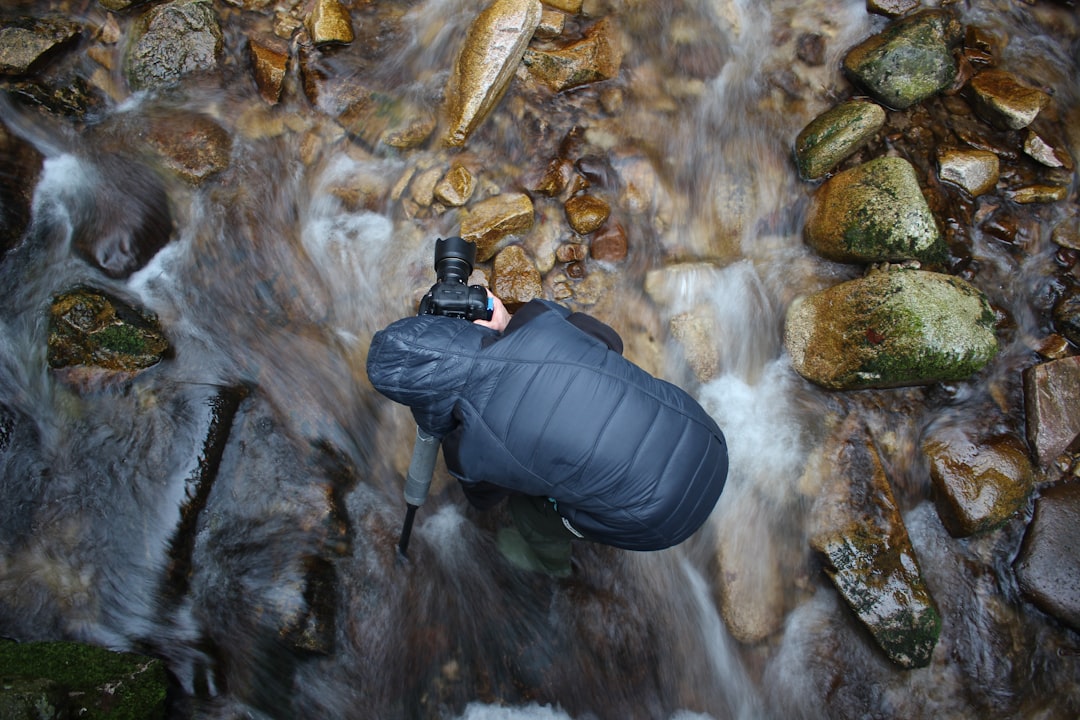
(508, 494, 577, 573)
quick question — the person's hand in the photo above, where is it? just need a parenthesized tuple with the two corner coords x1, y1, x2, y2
(473, 290, 510, 333)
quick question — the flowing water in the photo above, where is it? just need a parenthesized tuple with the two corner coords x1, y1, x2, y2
(1, 0, 1079, 718)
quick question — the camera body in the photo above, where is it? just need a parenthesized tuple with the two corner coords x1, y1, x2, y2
(418, 236, 493, 321)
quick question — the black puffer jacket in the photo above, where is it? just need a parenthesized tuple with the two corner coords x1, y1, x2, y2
(366, 300, 727, 551)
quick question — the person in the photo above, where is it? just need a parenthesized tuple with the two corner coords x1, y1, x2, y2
(366, 291, 728, 577)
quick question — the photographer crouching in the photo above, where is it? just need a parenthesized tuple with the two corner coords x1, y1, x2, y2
(367, 237, 728, 577)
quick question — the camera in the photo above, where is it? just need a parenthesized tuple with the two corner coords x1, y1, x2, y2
(418, 236, 493, 321)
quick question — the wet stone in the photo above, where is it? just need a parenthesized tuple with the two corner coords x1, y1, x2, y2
(305, 0, 354, 46)
(589, 221, 627, 262)
(866, 0, 919, 17)
(669, 308, 719, 383)
(809, 417, 941, 668)
(784, 268, 998, 390)
(534, 157, 575, 196)
(248, 34, 289, 105)
(804, 156, 944, 264)
(47, 288, 171, 377)
(966, 69, 1050, 131)
(556, 242, 587, 263)
(460, 192, 535, 261)
(795, 33, 826, 66)
(442, 0, 542, 147)
(540, 0, 581, 13)
(1023, 356, 1080, 467)
(433, 164, 476, 207)
(1014, 480, 1080, 632)
(794, 99, 886, 180)
(492, 244, 543, 309)
(565, 193, 610, 235)
(936, 147, 1000, 197)
(0, 17, 81, 76)
(1023, 127, 1074, 170)
(842, 9, 962, 110)
(126, 0, 224, 92)
(1007, 184, 1068, 204)
(923, 428, 1034, 537)
(143, 111, 232, 184)
(534, 8, 565, 40)
(523, 17, 624, 93)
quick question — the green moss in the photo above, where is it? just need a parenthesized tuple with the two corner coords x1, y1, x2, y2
(94, 324, 153, 356)
(0, 639, 167, 720)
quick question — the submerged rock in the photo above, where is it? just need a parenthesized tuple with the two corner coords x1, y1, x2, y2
(1014, 480, 1080, 632)
(248, 34, 289, 105)
(565, 193, 610, 235)
(794, 99, 885, 180)
(460, 192, 535, 261)
(936, 147, 1000, 197)
(804, 157, 944, 264)
(1023, 356, 1080, 467)
(142, 110, 232, 184)
(842, 9, 962, 110)
(442, 0, 543, 147)
(305, 0, 353, 46)
(784, 268, 998, 390)
(923, 428, 1034, 537)
(126, 0, 224, 92)
(492, 244, 543, 309)
(47, 288, 171, 379)
(522, 17, 624, 93)
(810, 417, 941, 668)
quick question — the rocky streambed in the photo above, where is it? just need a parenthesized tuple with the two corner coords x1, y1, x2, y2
(1, 0, 1079, 718)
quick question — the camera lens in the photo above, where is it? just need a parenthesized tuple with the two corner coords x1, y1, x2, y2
(433, 236, 475, 285)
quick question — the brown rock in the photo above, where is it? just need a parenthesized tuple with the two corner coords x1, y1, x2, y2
(460, 192, 535, 261)
(589, 221, 627, 262)
(433, 164, 476, 207)
(1014, 480, 1080, 632)
(534, 157, 575, 197)
(866, 0, 918, 17)
(565, 193, 610, 235)
(556, 243, 588, 263)
(144, 111, 232, 184)
(523, 17, 623, 93)
(967, 69, 1050, 130)
(249, 35, 288, 105)
(1024, 356, 1080, 466)
(1007, 185, 1068, 204)
(670, 309, 719, 382)
(936, 147, 999, 197)
(305, 0, 354, 46)
(0, 17, 81, 76)
(492, 245, 543, 309)
(923, 428, 1034, 537)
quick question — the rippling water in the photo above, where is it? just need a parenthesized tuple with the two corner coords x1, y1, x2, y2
(1, 0, 1078, 718)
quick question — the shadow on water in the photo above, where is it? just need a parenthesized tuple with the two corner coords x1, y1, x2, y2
(0, 0, 1079, 718)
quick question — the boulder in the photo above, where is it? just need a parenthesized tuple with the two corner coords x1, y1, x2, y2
(923, 428, 1034, 537)
(0, 17, 81, 76)
(842, 9, 962, 110)
(1014, 480, 1080, 632)
(805, 157, 944, 264)
(126, 0, 224, 92)
(442, 0, 542, 147)
(460, 192, 535, 262)
(794, 99, 885, 180)
(809, 416, 941, 668)
(522, 17, 623, 93)
(784, 268, 998, 390)
(1023, 356, 1080, 467)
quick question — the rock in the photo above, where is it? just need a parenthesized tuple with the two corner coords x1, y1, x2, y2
(1014, 480, 1080, 632)
(305, 0, 354, 46)
(589, 221, 627, 262)
(1053, 286, 1080, 347)
(126, 0, 224, 92)
(922, 428, 1034, 537)
(556, 242, 588, 263)
(1051, 216, 1080, 251)
(565, 193, 610, 234)
(0, 17, 81, 76)
(866, 0, 919, 18)
(535, 8, 566, 40)
(794, 99, 886, 180)
(1023, 356, 1080, 467)
(66, 154, 175, 279)
(804, 157, 944, 264)
(47, 287, 171, 379)
(522, 17, 623, 93)
(442, 0, 543, 148)
(1007, 184, 1068, 204)
(534, 157, 575, 197)
(784, 268, 999, 390)
(795, 33, 826, 66)
(936, 147, 999, 197)
(966, 69, 1050, 130)
(1023, 127, 1074, 170)
(491, 244, 543, 309)
(809, 416, 941, 668)
(248, 34, 289, 105)
(670, 308, 719, 382)
(842, 9, 962, 110)
(540, 0, 581, 13)
(143, 110, 232, 184)
(0, 119, 43, 258)
(338, 91, 436, 151)
(433, 163, 476, 207)
(460, 192, 535, 261)
(714, 507, 785, 644)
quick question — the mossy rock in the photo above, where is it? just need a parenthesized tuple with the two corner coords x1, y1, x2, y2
(0, 639, 167, 719)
